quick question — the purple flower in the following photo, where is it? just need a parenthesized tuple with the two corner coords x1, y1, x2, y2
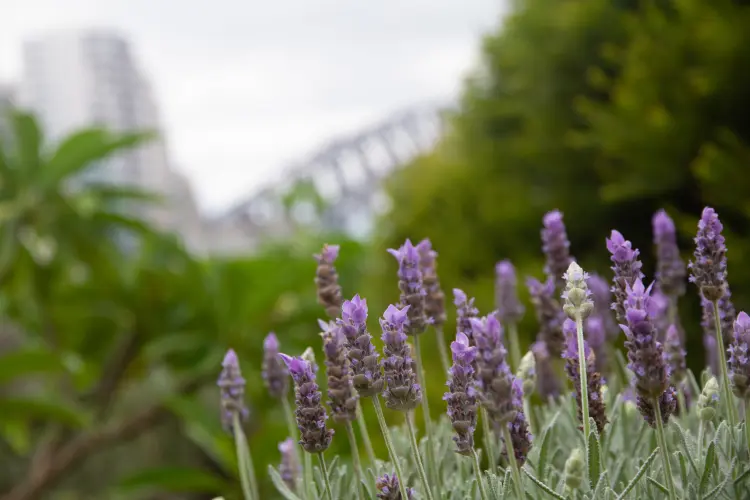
(454, 288, 479, 346)
(380, 304, 422, 411)
(321, 322, 358, 423)
(502, 412, 532, 466)
(495, 260, 525, 325)
(607, 230, 644, 324)
(314, 243, 343, 318)
(619, 279, 675, 426)
(262, 333, 289, 399)
(652, 210, 687, 299)
(217, 349, 249, 434)
(636, 389, 677, 427)
(279, 354, 334, 453)
(703, 328, 719, 377)
(527, 277, 565, 357)
(444, 332, 478, 455)
(689, 207, 728, 301)
(649, 290, 671, 342)
(541, 210, 574, 290)
(417, 238, 446, 327)
(531, 341, 562, 400)
(471, 314, 520, 425)
(664, 324, 687, 385)
(338, 295, 384, 397)
(584, 316, 607, 375)
(729, 311, 750, 400)
(587, 273, 620, 340)
(376, 472, 414, 499)
(388, 240, 428, 336)
(562, 319, 608, 434)
(278, 438, 301, 491)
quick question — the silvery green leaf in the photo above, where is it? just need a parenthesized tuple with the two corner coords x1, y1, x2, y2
(615, 447, 659, 500)
(267, 465, 303, 500)
(502, 469, 512, 499)
(673, 420, 699, 475)
(677, 451, 687, 487)
(646, 476, 667, 495)
(522, 468, 565, 499)
(703, 458, 735, 500)
(699, 441, 716, 496)
(588, 430, 602, 490)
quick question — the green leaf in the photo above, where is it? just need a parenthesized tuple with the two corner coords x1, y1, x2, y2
(647, 476, 668, 495)
(699, 441, 716, 495)
(537, 411, 558, 481)
(502, 469, 512, 499)
(0, 419, 31, 455)
(0, 348, 67, 384)
(673, 420, 699, 475)
(588, 430, 602, 490)
(0, 397, 89, 427)
(268, 465, 303, 500)
(616, 447, 659, 500)
(11, 112, 41, 173)
(677, 451, 687, 487)
(522, 468, 566, 500)
(702, 458, 734, 500)
(117, 466, 227, 494)
(42, 129, 155, 189)
(734, 467, 750, 486)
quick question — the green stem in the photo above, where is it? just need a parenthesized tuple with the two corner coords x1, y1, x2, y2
(676, 386, 687, 421)
(413, 334, 439, 491)
(744, 400, 750, 459)
(697, 419, 704, 459)
(507, 322, 522, 372)
(372, 395, 409, 499)
(523, 397, 536, 437)
(653, 399, 678, 500)
(502, 424, 524, 500)
(356, 401, 377, 467)
(281, 396, 304, 497)
(481, 407, 497, 474)
(317, 453, 334, 500)
(304, 452, 315, 500)
(232, 413, 259, 500)
(435, 325, 451, 377)
(345, 421, 365, 500)
(472, 447, 491, 500)
(712, 300, 739, 427)
(574, 313, 591, 458)
(406, 411, 435, 500)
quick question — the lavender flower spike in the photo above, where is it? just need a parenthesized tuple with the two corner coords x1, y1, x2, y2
(444, 331, 479, 455)
(729, 311, 750, 400)
(262, 333, 289, 399)
(653, 210, 687, 299)
(417, 238, 446, 327)
(619, 279, 675, 426)
(314, 244, 343, 318)
(321, 322, 358, 423)
(338, 294, 383, 397)
(664, 325, 687, 385)
(562, 319, 608, 433)
(380, 304, 422, 411)
(278, 438, 301, 491)
(217, 349, 249, 433)
(584, 316, 607, 375)
(495, 260, 525, 324)
(607, 230, 644, 324)
(471, 314, 519, 425)
(388, 240, 428, 336)
(532, 341, 562, 400)
(376, 472, 414, 499)
(503, 411, 532, 466)
(689, 207, 728, 301)
(279, 353, 334, 453)
(541, 210, 574, 289)
(587, 273, 619, 340)
(454, 288, 479, 345)
(527, 277, 565, 357)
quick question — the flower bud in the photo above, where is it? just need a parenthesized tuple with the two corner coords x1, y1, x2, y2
(697, 376, 720, 421)
(516, 351, 537, 395)
(562, 262, 594, 320)
(564, 448, 585, 491)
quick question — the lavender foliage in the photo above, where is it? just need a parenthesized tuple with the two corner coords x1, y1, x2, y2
(279, 354, 334, 453)
(262, 332, 289, 399)
(388, 239, 428, 336)
(444, 331, 478, 455)
(689, 207, 727, 301)
(380, 304, 422, 411)
(338, 294, 384, 397)
(495, 260, 525, 325)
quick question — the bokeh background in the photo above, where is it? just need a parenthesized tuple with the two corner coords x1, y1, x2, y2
(2, 0, 750, 498)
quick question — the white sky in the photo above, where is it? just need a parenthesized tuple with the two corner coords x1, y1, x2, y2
(0, 0, 505, 214)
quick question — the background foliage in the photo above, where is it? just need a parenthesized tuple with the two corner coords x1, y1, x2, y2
(2, 0, 750, 498)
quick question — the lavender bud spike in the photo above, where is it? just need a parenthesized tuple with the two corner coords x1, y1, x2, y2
(541, 210, 574, 290)
(321, 322, 358, 423)
(381, 304, 422, 411)
(262, 333, 289, 399)
(338, 294, 384, 397)
(376, 472, 414, 499)
(217, 349, 249, 433)
(729, 312, 750, 400)
(689, 207, 727, 301)
(314, 244, 343, 318)
(417, 238, 446, 327)
(607, 230, 644, 324)
(495, 260, 525, 324)
(527, 277, 565, 357)
(444, 331, 478, 455)
(388, 240, 428, 336)
(652, 210, 686, 299)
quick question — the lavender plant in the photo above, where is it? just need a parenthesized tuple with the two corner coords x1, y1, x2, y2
(496, 259, 525, 370)
(219, 206, 750, 500)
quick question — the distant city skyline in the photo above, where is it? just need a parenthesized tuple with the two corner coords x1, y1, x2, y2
(0, 0, 506, 214)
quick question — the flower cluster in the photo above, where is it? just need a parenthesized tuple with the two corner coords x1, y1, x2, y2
(262, 333, 289, 399)
(689, 207, 727, 301)
(527, 276, 565, 357)
(607, 230, 644, 324)
(217, 349, 249, 433)
(381, 304, 422, 411)
(444, 332, 478, 455)
(652, 210, 686, 299)
(314, 244, 343, 319)
(541, 210, 573, 289)
(417, 238, 447, 327)
(729, 311, 750, 400)
(321, 321, 358, 423)
(338, 295, 384, 397)
(388, 240, 428, 336)
(454, 288, 479, 345)
(495, 260, 525, 325)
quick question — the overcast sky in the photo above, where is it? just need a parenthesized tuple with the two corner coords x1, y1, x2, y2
(1, 0, 505, 214)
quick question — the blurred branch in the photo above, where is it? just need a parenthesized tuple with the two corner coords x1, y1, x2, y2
(86, 331, 143, 420)
(2, 376, 207, 500)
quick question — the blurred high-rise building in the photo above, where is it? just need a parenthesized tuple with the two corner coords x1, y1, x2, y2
(18, 30, 205, 253)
